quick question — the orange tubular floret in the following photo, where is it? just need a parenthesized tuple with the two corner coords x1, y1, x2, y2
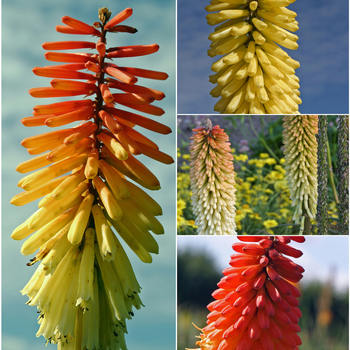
(33, 67, 96, 80)
(85, 61, 101, 73)
(42, 41, 96, 50)
(104, 106, 171, 134)
(104, 8, 133, 29)
(112, 93, 154, 105)
(118, 67, 168, 80)
(21, 115, 56, 127)
(107, 79, 165, 100)
(56, 25, 90, 35)
(116, 130, 142, 155)
(106, 44, 159, 58)
(120, 103, 165, 116)
(21, 128, 74, 149)
(99, 110, 122, 134)
(33, 100, 94, 115)
(45, 106, 95, 128)
(104, 66, 138, 85)
(44, 52, 98, 63)
(96, 42, 106, 57)
(136, 142, 174, 164)
(29, 87, 92, 98)
(62, 16, 101, 36)
(63, 122, 98, 146)
(50, 79, 97, 92)
(120, 123, 159, 149)
(100, 84, 114, 103)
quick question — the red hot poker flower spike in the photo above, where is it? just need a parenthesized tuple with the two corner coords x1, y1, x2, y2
(11, 7, 173, 350)
(192, 236, 305, 350)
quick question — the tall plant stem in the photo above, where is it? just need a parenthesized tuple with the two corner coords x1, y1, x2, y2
(249, 117, 279, 162)
(327, 138, 339, 204)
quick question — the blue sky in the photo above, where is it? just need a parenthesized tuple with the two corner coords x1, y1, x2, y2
(178, 236, 350, 294)
(2, 1, 175, 349)
(177, 0, 349, 114)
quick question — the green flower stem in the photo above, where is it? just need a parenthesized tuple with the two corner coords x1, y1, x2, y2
(327, 138, 339, 204)
(249, 117, 280, 162)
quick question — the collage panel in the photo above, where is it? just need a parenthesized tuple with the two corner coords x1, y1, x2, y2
(178, 235, 349, 350)
(2, 1, 175, 350)
(178, 115, 349, 235)
(178, 0, 349, 115)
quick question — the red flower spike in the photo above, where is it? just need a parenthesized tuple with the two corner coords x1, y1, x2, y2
(192, 237, 304, 350)
(33, 67, 96, 80)
(106, 43, 159, 58)
(108, 25, 138, 34)
(117, 66, 168, 80)
(96, 42, 106, 57)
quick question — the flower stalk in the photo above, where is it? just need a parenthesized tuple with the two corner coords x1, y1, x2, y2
(337, 115, 349, 234)
(190, 119, 236, 235)
(11, 7, 173, 349)
(316, 115, 328, 234)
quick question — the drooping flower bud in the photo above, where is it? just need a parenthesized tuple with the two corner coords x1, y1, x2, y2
(206, 0, 300, 114)
(282, 115, 318, 227)
(190, 119, 236, 235)
(192, 236, 304, 350)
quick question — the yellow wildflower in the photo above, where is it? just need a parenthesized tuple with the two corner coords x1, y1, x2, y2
(247, 177, 256, 182)
(235, 154, 248, 162)
(182, 154, 191, 160)
(260, 153, 269, 159)
(263, 219, 278, 229)
(265, 158, 277, 165)
(280, 158, 286, 164)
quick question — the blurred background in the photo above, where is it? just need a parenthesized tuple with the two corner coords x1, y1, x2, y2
(2, 0, 176, 349)
(177, 0, 349, 114)
(178, 115, 344, 235)
(177, 236, 349, 350)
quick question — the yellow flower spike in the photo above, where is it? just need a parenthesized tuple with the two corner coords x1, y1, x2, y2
(283, 115, 318, 224)
(190, 119, 236, 235)
(206, 0, 300, 113)
(84, 148, 99, 179)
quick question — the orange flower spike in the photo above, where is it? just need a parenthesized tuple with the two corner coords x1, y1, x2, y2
(13, 7, 172, 350)
(104, 7, 133, 30)
(96, 41, 106, 57)
(192, 236, 305, 350)
(106, 43, 159, 58)
(99, 83, 114, 103)
(62, 15, 101, 36)
(42, 41, 96, 50)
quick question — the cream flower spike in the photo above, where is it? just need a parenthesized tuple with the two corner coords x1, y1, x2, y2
(282, 115, 318, 231)
(190, 118, 236, 235)
(206, 0, 301, 114)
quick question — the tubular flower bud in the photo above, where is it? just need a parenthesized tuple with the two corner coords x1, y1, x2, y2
(11, 7, 173, 350)
(191, 236, 304, 350)
(282, 116, 318, 226)
(337, 116, 349, 234)
(206, 0, 300, 114)
(316, 116, 328, 234)
(189, 119, 236, 235)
